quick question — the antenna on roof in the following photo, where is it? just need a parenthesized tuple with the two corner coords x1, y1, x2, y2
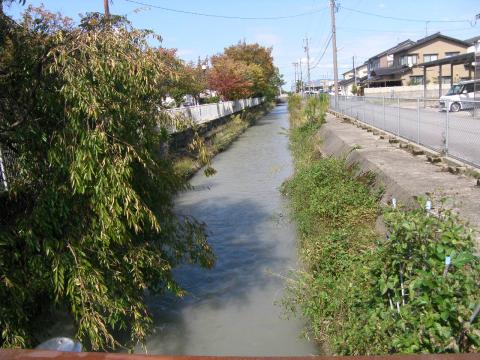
(425, 21, 430, 37)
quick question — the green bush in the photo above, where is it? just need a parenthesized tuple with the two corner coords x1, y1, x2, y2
(0, 8, 214, 350)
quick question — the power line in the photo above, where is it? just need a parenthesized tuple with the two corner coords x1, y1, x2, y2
(340, 6, 473, 24)
(337, 26, 476, 34)
(124, 0, 328, 20)
(310, 33, 333, 70)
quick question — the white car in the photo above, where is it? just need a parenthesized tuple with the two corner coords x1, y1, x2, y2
(439, 80, 478, 112)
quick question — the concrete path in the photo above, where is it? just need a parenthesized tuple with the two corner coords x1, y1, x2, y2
(319, 113, 480, 250)
(333, 97, 480, 167)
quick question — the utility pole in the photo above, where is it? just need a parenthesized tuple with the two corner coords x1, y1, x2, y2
(293, 62, 298, 93)
(353, 56, 356, 86)
(299, 59, 304, 95)
(304, 37, 311, 93)
(330, 0, 339, 103)
(104, 0, 110, 18)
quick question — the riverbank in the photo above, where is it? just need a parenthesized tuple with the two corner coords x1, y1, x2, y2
(283, 95, 480, 355)
(172, 102, 274, 180)
(321, 111, 480, 251)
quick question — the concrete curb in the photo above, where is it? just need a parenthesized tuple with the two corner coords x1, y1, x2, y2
(327, 109, 480, 179)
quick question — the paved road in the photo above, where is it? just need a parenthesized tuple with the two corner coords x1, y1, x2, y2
(332, 97, 480, 167)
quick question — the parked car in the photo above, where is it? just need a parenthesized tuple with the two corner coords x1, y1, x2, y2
(439, 79, 479, 112)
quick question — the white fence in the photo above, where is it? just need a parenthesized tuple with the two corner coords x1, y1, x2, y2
(329, 95, 480, 168)
(165, 97, 265, 132)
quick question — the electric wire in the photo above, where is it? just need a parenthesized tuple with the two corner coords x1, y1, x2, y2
(124, 0, 328, 20)
(337, 26, 477, 34)
(340, 6, 473, 24)
(310, 32, 333, 70)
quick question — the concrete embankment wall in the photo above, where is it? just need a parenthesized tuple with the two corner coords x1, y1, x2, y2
(364, 84, 447, 99)
(169, 102, 269, 151)
(320, 112, 480, 250)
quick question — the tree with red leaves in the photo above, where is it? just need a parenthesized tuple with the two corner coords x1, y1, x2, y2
(207, 55, 253, 100)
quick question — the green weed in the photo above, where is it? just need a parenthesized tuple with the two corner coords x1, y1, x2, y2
(283, 95, 480, 354)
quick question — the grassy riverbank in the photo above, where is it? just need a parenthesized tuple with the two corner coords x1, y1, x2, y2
(283, 94, 480, 354)
(173, 103, 273, 179)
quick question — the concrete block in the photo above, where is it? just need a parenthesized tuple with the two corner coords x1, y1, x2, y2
(427, 155, 442, 164)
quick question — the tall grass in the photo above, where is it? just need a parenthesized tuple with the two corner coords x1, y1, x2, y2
(283, 94, 480, 354)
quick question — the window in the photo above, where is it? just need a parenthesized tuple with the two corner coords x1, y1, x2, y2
(400, 55, 417, 66)
(369, 58, 380, 70)
(447, 84, 463, 95)
(464, 83, 474, 93)
(441, 76, 452, 85)
(445, 51, 460, 58)
(387, 54, 394, 67)
(410, 76, 424, 85)
(423, 54, 438, 62)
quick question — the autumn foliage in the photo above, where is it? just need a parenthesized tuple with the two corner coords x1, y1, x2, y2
(207, 41, 283, 101)
(208, 55, 253, 100)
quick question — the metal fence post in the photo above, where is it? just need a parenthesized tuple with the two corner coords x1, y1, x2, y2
(445, 100, 449, 155)
(417, 98, 420, 145)
(382, 96, 386, 130)
(397, 98, 400, 136)
(363, 96, 366, 123)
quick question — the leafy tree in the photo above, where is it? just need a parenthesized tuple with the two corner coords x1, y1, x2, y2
(224, 41, 282, 99)
(295, 80, 304, 93)
(0, 6, 214, 350)
(169, 61, 207, 105)
(207, 54, 253, 100)
(351, 84, 358, 95)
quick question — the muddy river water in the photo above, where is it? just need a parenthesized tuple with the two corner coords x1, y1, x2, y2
(141, 104, 317, 356)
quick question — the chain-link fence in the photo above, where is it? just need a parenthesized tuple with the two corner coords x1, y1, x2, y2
(330, 95, 480, 168)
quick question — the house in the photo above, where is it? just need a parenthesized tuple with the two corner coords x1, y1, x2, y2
(365, 33, 471, 88)
(309, 79, 334, 93)
(339, 64, 368, 95)
(412, 35, 479, 98)
(365, 39, 415, 87)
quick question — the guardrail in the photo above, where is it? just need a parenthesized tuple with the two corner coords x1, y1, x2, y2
(165, 97, 265, 132)
(329, 95, 480, 168)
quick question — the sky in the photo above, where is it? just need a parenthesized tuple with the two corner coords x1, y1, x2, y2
(4, 0, 480, 90)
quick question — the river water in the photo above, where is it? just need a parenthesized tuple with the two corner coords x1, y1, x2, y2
(141, 105, 317, 356)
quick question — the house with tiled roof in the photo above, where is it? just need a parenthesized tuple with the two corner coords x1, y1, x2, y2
(364, 33, 471, 88)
